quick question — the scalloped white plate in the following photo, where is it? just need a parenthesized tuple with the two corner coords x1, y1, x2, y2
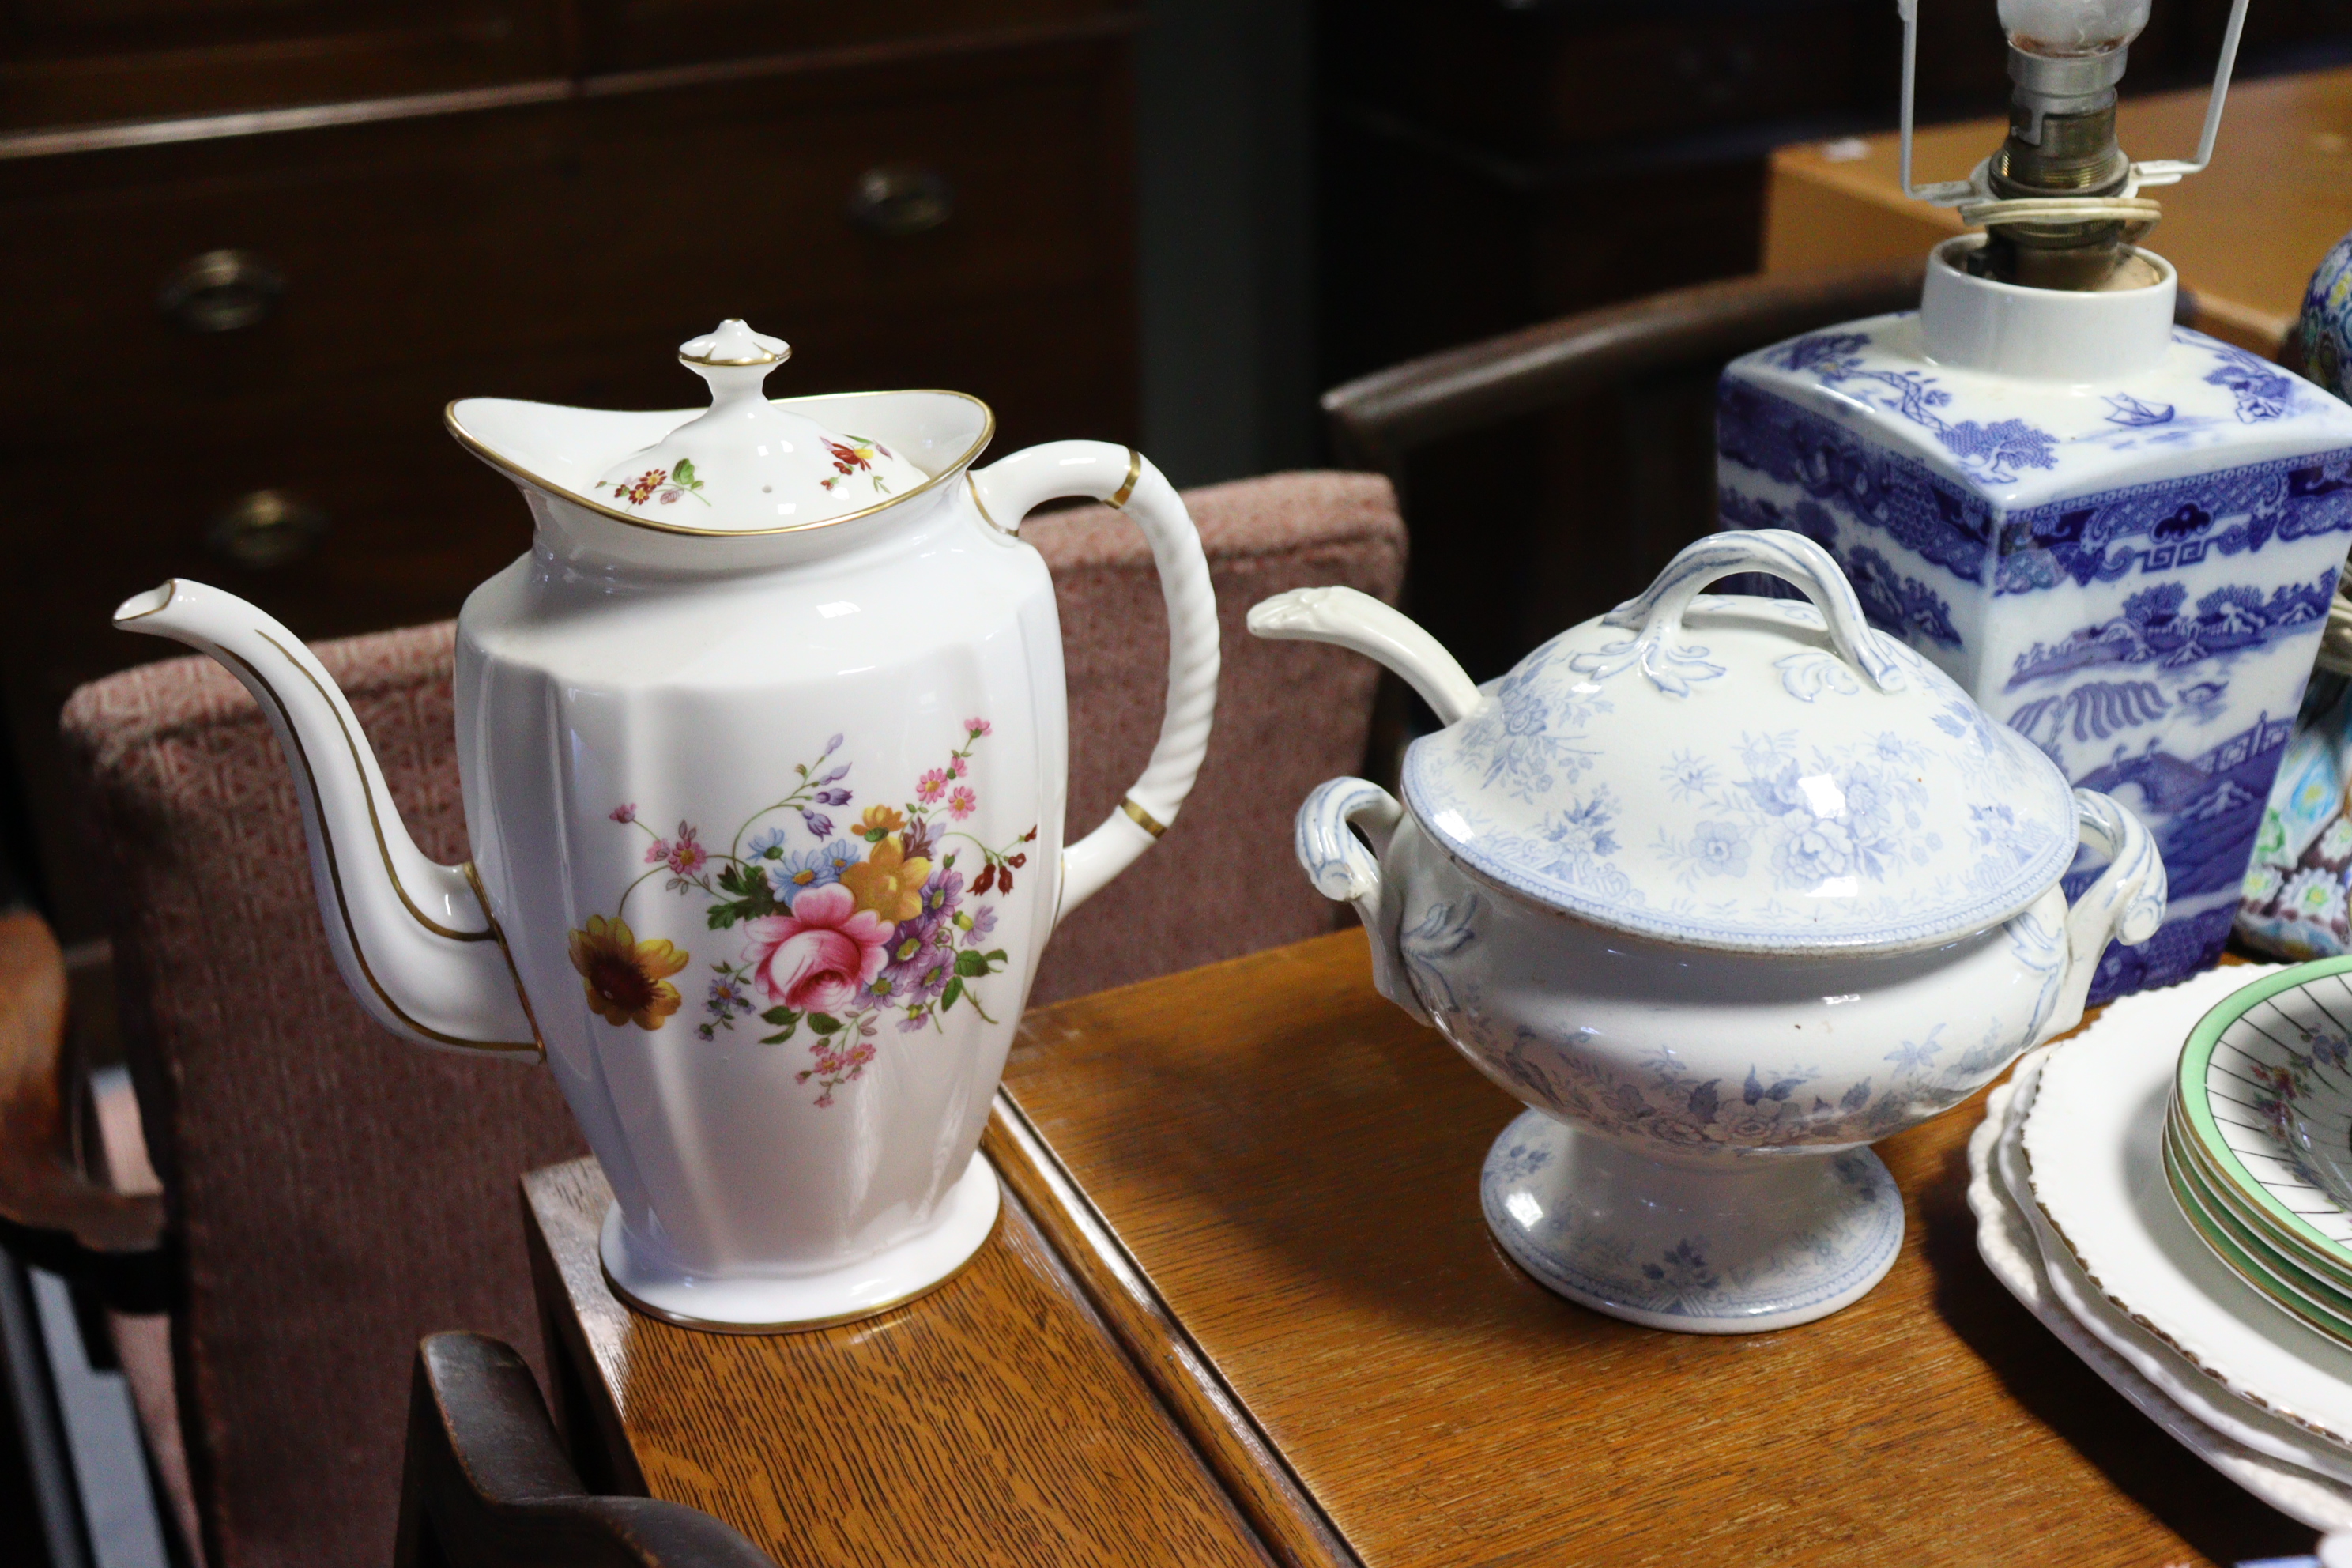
(1973, 1046, 2352, 1529)
(2022, 963, 2352, 1455)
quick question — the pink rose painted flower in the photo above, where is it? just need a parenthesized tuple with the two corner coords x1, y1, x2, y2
(948, 786, 976, 820)
(610, 803, 638, 824)
(963, 718, 992, 736)
(916, 768, 950, 804)
(949, 756, 967, 778)
(744, 884, 891, 1013)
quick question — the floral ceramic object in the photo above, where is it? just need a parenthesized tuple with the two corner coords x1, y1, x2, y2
(115, 318, 1223, 1333)
(2237, 672, 2352, 960)
(1391, 531, 2079, 953)
(2301, 230, 2352, 406)
(571, 726, 1029, 1106)
(1252, 529, 2166, 1332)
(586, 319, 925, 530)
(1721, 238, 2352, 1004)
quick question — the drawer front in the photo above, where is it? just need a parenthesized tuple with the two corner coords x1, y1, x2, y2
(0, 36, 1134, 432)
(573, 0, 1129, 75)
(0, 0, 568, 131)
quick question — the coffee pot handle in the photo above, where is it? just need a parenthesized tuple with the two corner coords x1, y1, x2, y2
(969, 442, 1220, 922)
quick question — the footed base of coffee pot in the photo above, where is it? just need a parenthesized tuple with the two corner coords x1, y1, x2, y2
(1480, 1110, 1903, 1333)
(598, 1155, 1002, 1333)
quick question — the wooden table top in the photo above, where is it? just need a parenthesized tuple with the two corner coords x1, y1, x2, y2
(1763, 66, 2352, 359)
(527, 931, 2320, 1567)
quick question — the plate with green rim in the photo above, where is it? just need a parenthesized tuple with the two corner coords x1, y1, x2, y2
(2169, 1091, 2352, 1288)
(2164, 1114, 2352, 1350)
(2175, 955, 2352, 1276)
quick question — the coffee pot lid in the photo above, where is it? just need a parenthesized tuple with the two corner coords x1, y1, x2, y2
(1402, 531, 2080, 954)
(588, 320, 929, 531)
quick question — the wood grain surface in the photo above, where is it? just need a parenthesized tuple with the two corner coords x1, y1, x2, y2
(999, 931, 2319, 1568)
(522, 1159, 1273, 1568)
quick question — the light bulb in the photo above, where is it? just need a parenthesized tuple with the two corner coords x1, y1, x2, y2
(1996, 0, 2152, 54)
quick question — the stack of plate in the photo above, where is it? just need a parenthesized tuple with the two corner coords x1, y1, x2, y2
(1972, 960, 2352, 1530)
(2164, 959, 2352, 1352)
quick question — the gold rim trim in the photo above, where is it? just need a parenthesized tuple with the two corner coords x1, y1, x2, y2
(677, 346, 789, 368)
(2018, 1072, 2352, 1449)
(1108, 447, 1143, 509)
(967, 472, 1009, 533)
(115, 580, 178, 622)
(259, 631, 495, 944)
(1121, 797, 1168, 838)
(600, 1206, 999, 1335)
(220, 640, 539, 1055)
(462, 859, 548, 1062)
(443, 388, 996, 538)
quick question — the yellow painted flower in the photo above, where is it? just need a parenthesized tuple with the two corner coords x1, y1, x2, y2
(839, 839, 931, 923)
(567, 914, 688, 1030)
(857, 804, 906, 840)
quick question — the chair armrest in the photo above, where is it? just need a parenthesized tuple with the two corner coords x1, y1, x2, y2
(0, 910, 164, 1255)
(1321, 258, 1930, 475)
(395, 1332, 779, 1568)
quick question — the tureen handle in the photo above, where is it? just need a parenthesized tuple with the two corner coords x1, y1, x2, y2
(1295, 777, 1431, 1025)
(2039, 788, 2169, 1044)
(969, 442, 1220, 923)
(1604, 529, 1907, 695)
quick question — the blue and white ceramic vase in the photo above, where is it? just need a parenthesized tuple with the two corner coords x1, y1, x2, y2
(1721, 236, 2352, 1004)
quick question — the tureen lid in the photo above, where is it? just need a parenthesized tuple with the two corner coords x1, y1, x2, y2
(586, 319, 929, 530)
(1403, 531, 2078, 954)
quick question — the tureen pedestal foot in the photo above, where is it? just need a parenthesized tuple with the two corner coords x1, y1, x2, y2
(1481, 1110, 1903, 1333)
(597, 1155, 1001, 1333)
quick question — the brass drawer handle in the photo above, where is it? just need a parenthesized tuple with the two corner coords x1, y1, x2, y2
(159, 249, 286, 334)
(846, 165, 953, 238)
(207, 490, 326, 569)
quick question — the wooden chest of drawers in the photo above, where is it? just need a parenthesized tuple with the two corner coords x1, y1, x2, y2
(1, 7, 1140, 939)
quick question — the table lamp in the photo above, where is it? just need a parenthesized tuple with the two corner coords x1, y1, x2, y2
(1714, 0, 2352, 1005)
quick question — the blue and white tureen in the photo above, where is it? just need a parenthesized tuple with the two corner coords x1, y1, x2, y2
(1249, 529, 2167, 1333)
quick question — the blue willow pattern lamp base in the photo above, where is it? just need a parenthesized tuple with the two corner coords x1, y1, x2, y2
(1481, 1111, 1905, 1332)
(1720, 241, 2352, 1005)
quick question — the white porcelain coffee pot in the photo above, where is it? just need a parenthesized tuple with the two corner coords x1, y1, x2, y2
(112, 322, 1219, 1331)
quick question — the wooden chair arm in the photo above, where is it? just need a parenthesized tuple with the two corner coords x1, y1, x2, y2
(0, 909, 164, 1255)
(1321, 258, 1931, 475)
(395, 1332, 778, 1568)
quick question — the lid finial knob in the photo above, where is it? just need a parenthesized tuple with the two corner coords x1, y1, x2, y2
(680, 319, 790, 367)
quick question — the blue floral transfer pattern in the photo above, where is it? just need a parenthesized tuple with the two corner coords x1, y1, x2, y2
(1403, 583, 2073, 953)
(1721, 309, 2352, 1004)
(1479, 1110, 1905, 1325)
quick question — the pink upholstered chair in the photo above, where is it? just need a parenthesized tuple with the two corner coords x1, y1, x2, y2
(37, 471, 1402, 1568)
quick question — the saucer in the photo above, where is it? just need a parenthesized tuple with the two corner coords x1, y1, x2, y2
(2174, 956, 2352, 1284)
(2162, 1114, 2352, 1352)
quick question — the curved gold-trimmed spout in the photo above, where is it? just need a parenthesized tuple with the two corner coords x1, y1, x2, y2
(112, 581, 539, 1056)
